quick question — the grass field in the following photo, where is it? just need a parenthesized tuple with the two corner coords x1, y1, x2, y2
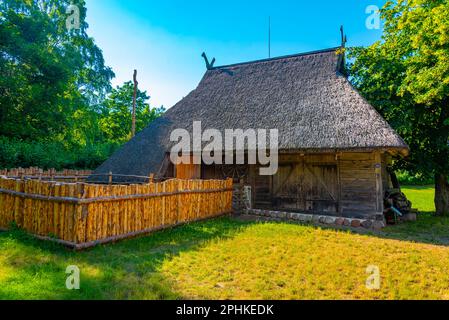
(402, 185, 435, 213)
(1, 185, 449, 300)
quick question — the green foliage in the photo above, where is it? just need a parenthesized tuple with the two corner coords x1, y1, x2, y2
(0, 137, 119, 170)
(0, 0, 114, 141)
(396, 170, 433, 186)
(99, 82, 165, 144)
(348, 0, 449, 214)
(47, 233, 58, 240)
(8, 220, 19, 231)
(0, 1, 165, 169)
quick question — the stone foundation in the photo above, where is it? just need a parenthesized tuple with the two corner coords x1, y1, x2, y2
(232, 184, 252, 214)
(232, 184, 245, 213)
(247, 208, 386, 230)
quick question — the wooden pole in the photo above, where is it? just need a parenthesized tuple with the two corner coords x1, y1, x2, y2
(374, 152, 383, 214)
(132, 69, 138, 137)
(336, 152, 342, 214)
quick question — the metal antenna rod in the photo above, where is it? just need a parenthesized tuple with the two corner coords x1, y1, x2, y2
(268, 16, 271, 58)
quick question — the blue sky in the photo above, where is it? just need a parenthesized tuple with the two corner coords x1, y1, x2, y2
(85, 0, 386, 109)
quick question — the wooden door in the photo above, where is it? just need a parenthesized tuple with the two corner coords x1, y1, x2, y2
(304, 164, 338, 213)
(272, 163, 304, 210)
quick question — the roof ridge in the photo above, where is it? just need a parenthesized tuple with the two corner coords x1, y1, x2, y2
(211, 47, 340, 70)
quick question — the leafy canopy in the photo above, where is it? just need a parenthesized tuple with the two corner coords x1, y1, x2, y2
(99, 81, 166, 144)
(349, 0, 449, 177)
(0, 0, 114, 141)
(0, 0, 165, 169)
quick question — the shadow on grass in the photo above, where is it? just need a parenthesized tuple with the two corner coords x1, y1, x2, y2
(3, 212, 449, 300)
(301, 211, 449, 247)
(235, 212, 449, 247)
(0, 217, 255, 300)
(377, 212, 449, 246)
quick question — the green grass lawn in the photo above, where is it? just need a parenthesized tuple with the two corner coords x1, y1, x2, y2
(402, 185, 435, 213)
(1, 185, 449, 300)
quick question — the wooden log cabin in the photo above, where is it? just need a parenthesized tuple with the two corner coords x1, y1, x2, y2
(93, 47, 409, 221)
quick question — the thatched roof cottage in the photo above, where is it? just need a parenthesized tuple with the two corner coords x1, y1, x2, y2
(94, 47, 409, 220)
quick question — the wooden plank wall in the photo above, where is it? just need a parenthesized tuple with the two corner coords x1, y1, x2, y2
(339, 152, 381, 217)
(175, 155, 201, 180)
(0, 178, 233, 248)
(177, 151, 386, 219)
(253, 152, 384, 218)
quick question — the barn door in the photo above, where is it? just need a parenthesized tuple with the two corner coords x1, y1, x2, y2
(254, 162, 339, 213)
(253, 173, 272, 209)
(305, 164, 338, 212)
(304, 164, 338, 213)
(271, 163, 304, 211)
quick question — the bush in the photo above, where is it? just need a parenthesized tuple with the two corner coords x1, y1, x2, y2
(396, 170, 433, 186)
(0, 137, 120, 170)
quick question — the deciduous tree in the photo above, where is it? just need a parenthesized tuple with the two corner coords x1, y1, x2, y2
(349, 0, 449, 215)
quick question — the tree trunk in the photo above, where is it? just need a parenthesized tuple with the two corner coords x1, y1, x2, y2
(388, 169, 401, 189)
(435, 173, 449, 216)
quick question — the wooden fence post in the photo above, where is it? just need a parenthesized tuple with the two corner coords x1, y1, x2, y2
(162, 182, 166, 226)
(108, 171, 113, 185)
(176, 180, 181, 224)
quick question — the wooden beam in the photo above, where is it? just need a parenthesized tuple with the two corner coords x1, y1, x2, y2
(0, 186, 234, 204)
(301, 155, 306, 210)
(336, 153, 342, 213)
(250, 165, 256, 207)
(157, 154, 172, 178)
(374, 152, 383, 213)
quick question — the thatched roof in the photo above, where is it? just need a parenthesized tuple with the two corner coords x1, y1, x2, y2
(93, 47, 408, 179)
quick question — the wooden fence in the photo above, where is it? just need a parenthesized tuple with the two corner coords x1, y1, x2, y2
(1, 167, 93, 183)
(0, 167, 160, 184)
(1, 167, 92, 177)
(0, 177, 233, 249)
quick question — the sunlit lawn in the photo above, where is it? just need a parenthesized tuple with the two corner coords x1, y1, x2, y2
(1, 185, 449, 300)
(383, 185, 449, 245)
(402, 185, 435, 213)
